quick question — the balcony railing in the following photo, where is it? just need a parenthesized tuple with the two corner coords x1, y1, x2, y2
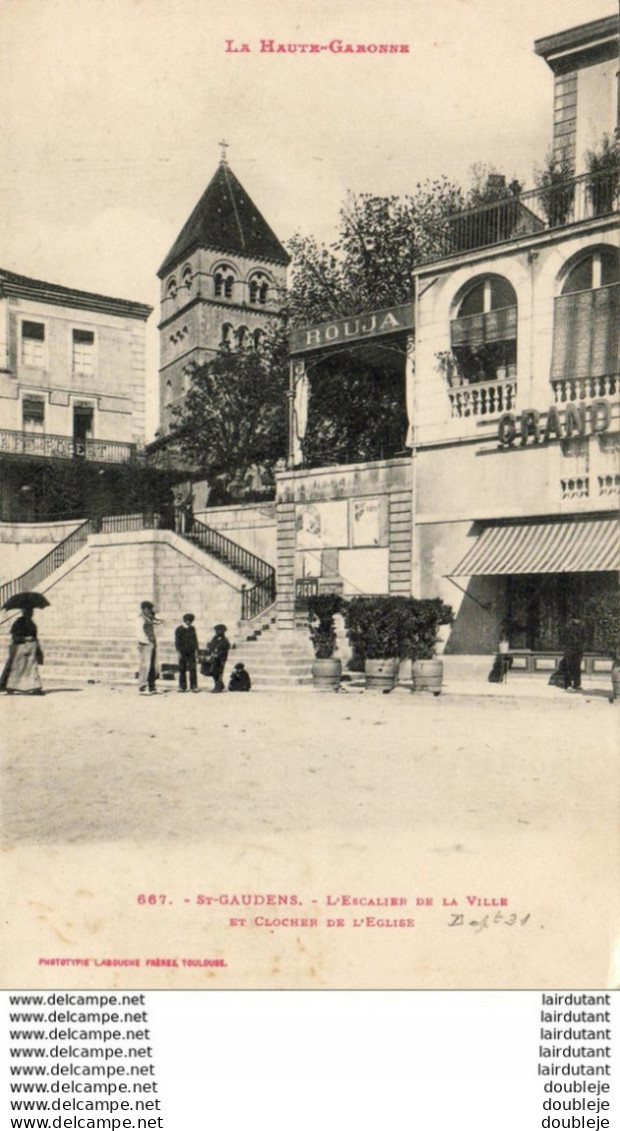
(448, 377, 517, 419)
(551, 373, 618, 403)
(560, 476, 589, 500)
(598, 474, 620, 496)
(0, 429, 136, 463)
(421, 169, 619, 263)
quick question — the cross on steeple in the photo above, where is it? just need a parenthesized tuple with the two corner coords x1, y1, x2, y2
(219, 139, 229, 164)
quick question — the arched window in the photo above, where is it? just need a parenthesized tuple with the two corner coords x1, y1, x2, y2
(181, 264, 192, 290)
(253, 328, 265, 351)
(166, 277, 177, 301)
(214, 264, 236, 300)
(561, 247, 618, 295)
(551, 246, 619, 389)
(165, 379, 173, 406)
(220, 323, 233, 350)
(248, 271, 270, 305)
(236, 325, 249, 350)
(449, 275, 517, 384)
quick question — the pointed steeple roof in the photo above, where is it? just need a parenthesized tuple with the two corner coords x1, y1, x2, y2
(158, 161, 290, 277)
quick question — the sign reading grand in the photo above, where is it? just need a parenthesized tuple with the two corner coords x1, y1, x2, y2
(498, 399, 613, 446)
(289, 303, 414, 355)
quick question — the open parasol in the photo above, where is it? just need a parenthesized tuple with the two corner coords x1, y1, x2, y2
(3, 591, 51, 611)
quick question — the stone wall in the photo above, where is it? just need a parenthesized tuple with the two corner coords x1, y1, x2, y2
(195, 502, 276, 564)
(0, 519, 82, 585)
(29, 530, 244, 643)
(275, 458, 412, 630)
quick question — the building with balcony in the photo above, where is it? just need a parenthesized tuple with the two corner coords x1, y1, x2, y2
(274, 14, 619, 666)
(410, 14, 619, 659)
(0, 268, 152, 521)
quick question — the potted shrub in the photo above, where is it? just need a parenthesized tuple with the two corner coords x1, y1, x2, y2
(585, 135, 620, 217)
(343, 596, 407, 691)
(401, 598, 454, 695)
(584, 589, 620, 702)
(534, 150, 575, 227)
(307, 593, 344, 691)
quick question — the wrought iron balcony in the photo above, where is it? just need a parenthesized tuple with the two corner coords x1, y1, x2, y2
(0, 429, 136, 463)
(421, 168, 619, 263)
(448, 377, 517, 419)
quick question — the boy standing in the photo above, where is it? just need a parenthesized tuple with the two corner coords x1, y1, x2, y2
(205, 624, 230, 693)
(175, 613, 199, 693)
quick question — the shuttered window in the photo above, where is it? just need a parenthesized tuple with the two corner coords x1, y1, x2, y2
(551, 284, 620, 380)
(72, 329, 95, 375)
(451, 305, 517, 348)
(21, 321, 45, 366)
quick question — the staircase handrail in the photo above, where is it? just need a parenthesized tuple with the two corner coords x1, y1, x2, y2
(241, 576, 277, 620)
(0, 517, 95, 610)
(190, 518, 274, 583)
(188, 518, 276, 620)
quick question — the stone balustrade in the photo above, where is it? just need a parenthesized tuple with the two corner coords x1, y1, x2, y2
(448, 378, 517, 419)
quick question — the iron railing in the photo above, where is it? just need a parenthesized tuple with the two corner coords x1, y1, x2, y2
(295, 577, 319, 611)
(421, 168, 619, 263)
(100, 512, 160, 533)
(241, 576, 277, 620)
(0, 512, 277, 622)
(0, 517, 95, 609)
(0, 429, 136, 463)
(187, 518, 276, 619)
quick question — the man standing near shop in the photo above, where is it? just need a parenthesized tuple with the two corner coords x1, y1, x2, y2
(561, 614, 587, 692)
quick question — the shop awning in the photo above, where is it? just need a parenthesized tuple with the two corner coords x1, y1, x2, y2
(450, 516, 620, 576)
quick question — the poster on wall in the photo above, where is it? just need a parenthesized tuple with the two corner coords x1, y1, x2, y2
(0, 0, 618, 995)
(295, 501, 348, 549)
(351, 498, 381, 547)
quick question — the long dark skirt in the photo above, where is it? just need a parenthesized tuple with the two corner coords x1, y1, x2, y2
(2, 641, 42, 693)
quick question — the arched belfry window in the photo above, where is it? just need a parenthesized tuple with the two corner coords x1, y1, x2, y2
(220, 323, 233, 350)
(450, 275, 517, 384)
(551, 246, 619, 388)
(253, 328, 265, 351)
(248, 271, 270, 305)
(167, 277, 177, 301)
(236, 325, 249, 350)
(181, 264, 192, 290)
(214, 264, 236, 300)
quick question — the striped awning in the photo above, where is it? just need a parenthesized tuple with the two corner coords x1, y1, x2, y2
(450, 516, 620, 576)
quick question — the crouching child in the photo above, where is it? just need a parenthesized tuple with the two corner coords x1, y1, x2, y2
(228, 662, 251, 692)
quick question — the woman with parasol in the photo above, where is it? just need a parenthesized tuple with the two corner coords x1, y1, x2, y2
(0, 591, 49, 695)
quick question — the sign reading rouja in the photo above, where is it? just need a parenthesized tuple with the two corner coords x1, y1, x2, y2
(290, 304, 414, 355)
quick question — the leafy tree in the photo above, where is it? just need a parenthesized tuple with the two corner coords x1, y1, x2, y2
(302, 350, 408, 467)
(172, 331, 288, 502)
(285, 177, 467, 325)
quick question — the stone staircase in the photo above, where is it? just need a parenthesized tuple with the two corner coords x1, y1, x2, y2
(0, 512, 312, 690)
(228, 613, 314, 691)
(30, 610, 314, 691)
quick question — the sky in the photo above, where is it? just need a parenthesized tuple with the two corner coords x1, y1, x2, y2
(0, 0, 616, 436)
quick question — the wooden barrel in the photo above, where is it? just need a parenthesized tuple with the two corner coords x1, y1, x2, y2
(312, 658, 342, 691)
(412, 659, 443, 695)
(365, 658, 399, 692)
